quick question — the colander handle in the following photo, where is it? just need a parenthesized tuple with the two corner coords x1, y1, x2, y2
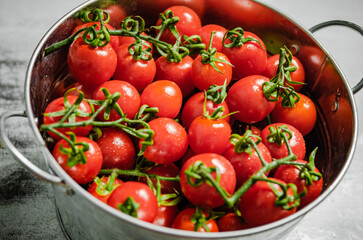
(0, 110, 64, 184)
(309, 20, 363, 94)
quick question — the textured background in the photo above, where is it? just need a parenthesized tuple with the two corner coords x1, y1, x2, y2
(0, 0, 362, 239)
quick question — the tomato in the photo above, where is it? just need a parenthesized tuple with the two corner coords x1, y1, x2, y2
(223, 141, 272, 187)
(274, 159, 323, 209)
(153, 205, 180, 228)
(198, 24, 227, 53)
(238, 178, 297, 227)
(142, 0, 205, 19)
(262, 53, 305, 92)
(226, 75, 276, 124)
(192, 52, 232, 91)
(52, 136, 103, 185)
(87, 175, 123, 203)
(140, 118, 188, 164)
(181, 92, 230, 130)
(102, 4, 127, 28)
(96, 128, 136, 170)
(140, 80, 183, 119)
(260, 123, 306, 160)
(43, 95, 93, 141)
(155, 6, 201, 45)
(154, 55, 195, 97)
(180, 153, 236, 208)
(93, 80, 141, 121)
(107, 181, 158, 222)
(67, 37, 117, 90)
(217, 213, 249, 231)
(271, 93, 317, 136)
(171, 208, 219, 232)
(112, 44, 156, 92)
(188, 116, 231, 155)
(118, 32, 153, 52)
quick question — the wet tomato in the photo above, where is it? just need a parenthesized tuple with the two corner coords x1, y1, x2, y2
(171, 208, 219, 232)
(87, 175, 123, 203)
(217, 213, 249, 231)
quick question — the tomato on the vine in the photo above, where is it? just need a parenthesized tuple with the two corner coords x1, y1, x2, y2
(153, 205, 180, 228)
(171, 208, 219, 232)
(198, 24, 227, 53)
(217, 213, 249, 231)
(87, 175, 123, 203)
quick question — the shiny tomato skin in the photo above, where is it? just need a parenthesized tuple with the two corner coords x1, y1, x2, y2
(87, 175, 123, 204)
(53, 136, 103, 185)
(43, 95, 93, 141)
(217, 213, 249, 231)
(260, 123, 306, 160)
(192, 52, 232, 91)
(153, 205, 180, 228)
(140, 118, 188, 164)
(140, 80, 183, 119)
(102, 4, 127, 28)
(171, 208, 219, 232)
(238, 178, 297, 227)
(188, 116, 231, 155)
(222, 31, 267, 80)
(198, 24, 227, 53)
(107, 181, 158, 222)
(144, 0, 205, 18)
(271, 93, 317, 136)
(68, 38, 117, 90)
(96, 128, 136, 170)
(263, 54, 305, 92)
(274, 159, 323, 208)
(181, 92, 230, 130)
(93, 80, 141, 121)
(180, 153, 236, 208)
(155, 55, 195, 97)
(226, 75, 276, 124)
(113, 44, 156, 92)
(118, 32, 153, 52)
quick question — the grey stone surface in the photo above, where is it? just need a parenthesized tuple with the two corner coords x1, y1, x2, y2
(0, 0, 362, 239)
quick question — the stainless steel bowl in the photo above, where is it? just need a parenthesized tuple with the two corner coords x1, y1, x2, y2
(1, 0, 362, 239)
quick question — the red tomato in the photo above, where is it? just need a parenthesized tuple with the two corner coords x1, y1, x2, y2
(260, 123, 306, 160)
(274, 159, 323, 208)
(226, 75, 276, 124)
(107, 181, 158, 222)
(155, 55, 195, 97)
(192, 52, 232, 91)
(155, 6, 201, 45)
(180, 153, 236, 208)
(102, 4, 127, 28)
(96, 128, 136, 170)
(188, 116, 231, 155)
(52, 136, 103, 185)
(43, 95, 93, 141)
(140, 118, 188, 164)
(118, 32, 153, 52)
(171, 208, 219, 232)
(93, 80, 141, 121)
(181, 92, 230, 130)
(238, 178, 297, 227)
(143, 0, 205, 19)
(263, 54, 305, 92)
(87, 175, 123, 203)
(271, 93, 317, 136)
(217, 213, 249, 231)
(153, 205, 180, 228)
(68, 37, 117, 90)
(198, 24, 227, 53)
(113, 44, 156, 92)
(140, 80, 183, 119)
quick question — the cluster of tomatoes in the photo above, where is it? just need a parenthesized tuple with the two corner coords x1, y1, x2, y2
(41, 4, 323, 233)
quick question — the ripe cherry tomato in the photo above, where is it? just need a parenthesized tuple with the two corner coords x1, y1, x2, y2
(260, 123, 306, 160)
(153, 205, 180, 228)
(180, 153, 236, 208)
(43, 95, 93, 141)
(154, 55, 195, 97)
(140, 118, 188, 164)
(118, 32, 153, 52)
(142, 0, 205, 19)
(227, 75, 276, 124)
(217, 213, 249, 231)
(263, 54, 305, 92)
(96, 128, 136, 170)
(181, 91, 230, 130)
(52, 136, 103, 185)
(271, 93, 317, 136)
(238, 178, 297, 227)
(222, 31, 267, 80)
(107, 181, 158, 223)
(171, 208, 219, 232)
(274, 159, 323, 208)
(93, 80, 141, 121)
(140, 80, 183, 119)
(67, 37, 117, 90)
(113, 44, 156, 92)
(87, 175, 123, 203)
(102, 4, 127, 28)
(198, 24, 227, 53)
(192, 52, 232, 91)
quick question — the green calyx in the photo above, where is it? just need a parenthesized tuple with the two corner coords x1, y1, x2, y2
(223, 27, 265, 50)
(266, 125, 293, 146)
(117, 197, 140, 218)
(59, 133, 90, 168)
